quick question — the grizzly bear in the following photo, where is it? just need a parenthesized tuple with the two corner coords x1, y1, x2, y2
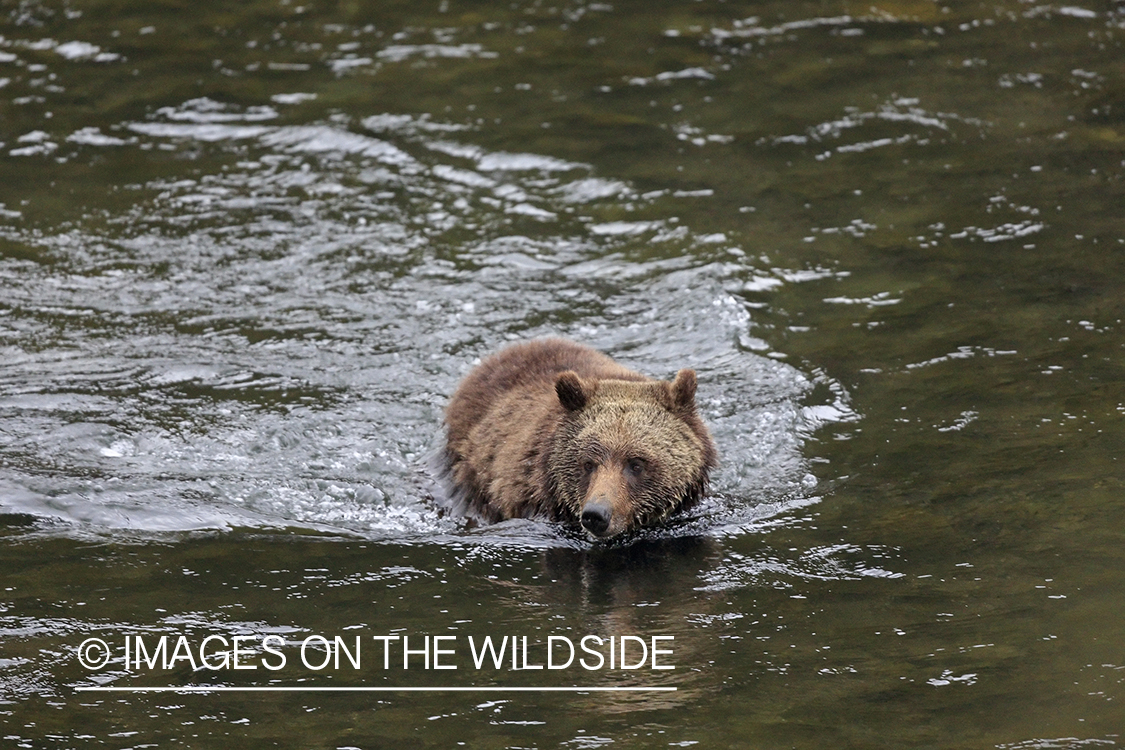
(443, 339, 717, 539)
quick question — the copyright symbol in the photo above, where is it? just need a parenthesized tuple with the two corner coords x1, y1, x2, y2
(78, 638, 112, 670)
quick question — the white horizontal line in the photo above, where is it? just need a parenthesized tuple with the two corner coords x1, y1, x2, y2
(76, 686, 676, 693)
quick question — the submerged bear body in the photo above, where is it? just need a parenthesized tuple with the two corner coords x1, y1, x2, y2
(443, 339, 717, 539)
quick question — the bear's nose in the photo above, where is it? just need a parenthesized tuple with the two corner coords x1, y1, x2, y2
(580, 500, 613, 537)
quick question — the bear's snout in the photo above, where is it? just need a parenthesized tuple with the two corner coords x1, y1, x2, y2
(580, 498, 614, 537)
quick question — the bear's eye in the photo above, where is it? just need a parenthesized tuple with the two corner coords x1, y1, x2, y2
(626, 458, 645, 477)
(582, 460, 597, 475)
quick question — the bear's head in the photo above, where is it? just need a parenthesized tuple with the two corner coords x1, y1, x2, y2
(548, 369, 718, 539)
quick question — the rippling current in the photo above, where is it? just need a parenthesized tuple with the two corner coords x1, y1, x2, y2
(1, 96, 851, 543)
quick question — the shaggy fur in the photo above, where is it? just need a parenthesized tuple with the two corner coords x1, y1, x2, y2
(443, 339, 717, 539)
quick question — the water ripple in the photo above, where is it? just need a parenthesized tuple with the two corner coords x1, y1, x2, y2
(1, 106, 854, 544)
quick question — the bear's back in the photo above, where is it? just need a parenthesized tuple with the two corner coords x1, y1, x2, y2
(445, 338, 645, 440)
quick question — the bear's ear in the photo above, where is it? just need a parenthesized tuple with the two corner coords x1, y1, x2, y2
(556, 371, 588, 412)
(670, 369, 697, 409)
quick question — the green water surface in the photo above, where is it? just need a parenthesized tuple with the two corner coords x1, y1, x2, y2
(2, 0, 1124, 747)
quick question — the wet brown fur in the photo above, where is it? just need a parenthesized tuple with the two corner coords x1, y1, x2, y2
(443, 339, 718, 538)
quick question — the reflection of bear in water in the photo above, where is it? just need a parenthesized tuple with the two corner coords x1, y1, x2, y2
(443, 339, 718, 539)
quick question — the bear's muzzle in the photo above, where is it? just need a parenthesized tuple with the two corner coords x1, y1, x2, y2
(580, 498, 614, 537)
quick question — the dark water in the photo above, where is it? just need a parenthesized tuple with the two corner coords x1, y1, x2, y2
(2, 0, 1123, 747)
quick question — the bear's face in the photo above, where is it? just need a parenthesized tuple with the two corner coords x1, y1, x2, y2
(549, 370, 715, 539)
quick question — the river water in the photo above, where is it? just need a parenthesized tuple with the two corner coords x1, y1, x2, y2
(1, 0, 1123, 747)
